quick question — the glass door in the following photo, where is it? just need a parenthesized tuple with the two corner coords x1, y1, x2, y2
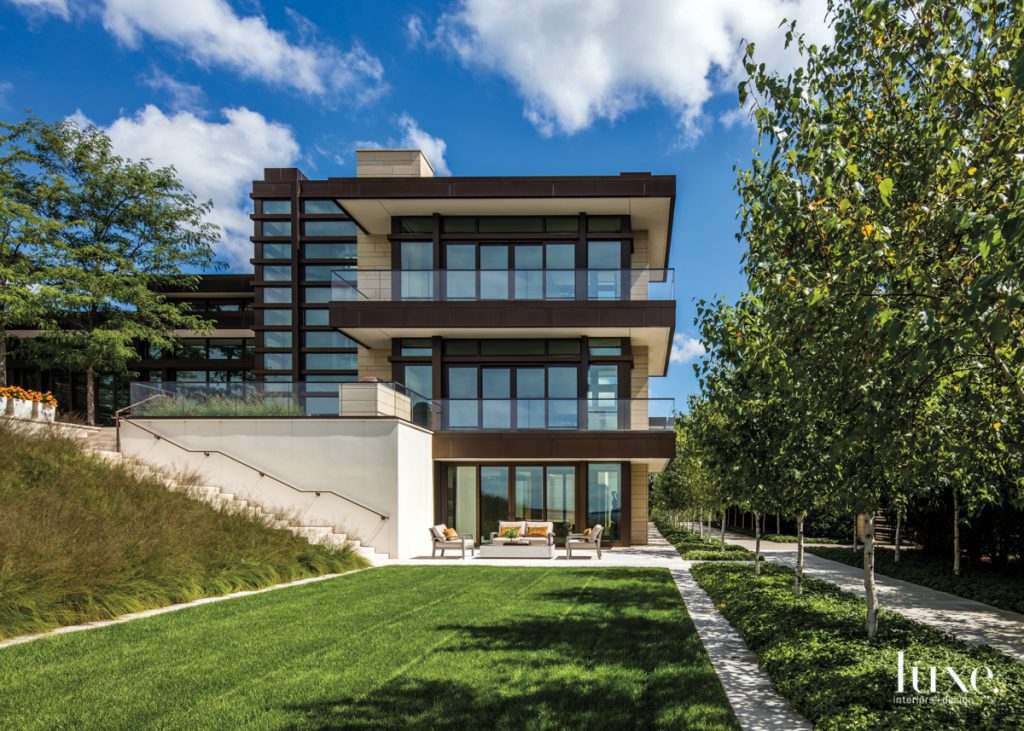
(587, 463, 621, 542)
(514, 466, 545, 521)
(546, 466, 576, 541)
(480, 466, 510, 541)
(446, 466, 478, 542)
(587, 364, 619, 430)
(400, 241, 433, 300)
(587, 240, 622, 300)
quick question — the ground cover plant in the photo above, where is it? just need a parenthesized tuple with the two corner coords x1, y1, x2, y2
(0, 421, 363, 639)
(136, 393, 304, 417)
(0, 566, 739, 730)
(807, 546, 1024, 614)
(656, 520, 753, 560)
(691, 562, 1023, 731)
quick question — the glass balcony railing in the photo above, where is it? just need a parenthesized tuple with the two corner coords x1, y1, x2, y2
(125, 383, 675, 432)
(331, 269, 674, 302)
(434, 398, 675, 432)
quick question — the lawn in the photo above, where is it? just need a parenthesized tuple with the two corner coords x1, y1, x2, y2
(691, 562, 1024, 730)
(0, 566, 739, 731)
(807, 546, 1024, 614)
(655, 520, 753, 560)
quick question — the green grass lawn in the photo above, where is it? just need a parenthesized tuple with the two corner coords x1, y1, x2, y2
(807, 546, 1024, 614)
(0, 566, 738, 731)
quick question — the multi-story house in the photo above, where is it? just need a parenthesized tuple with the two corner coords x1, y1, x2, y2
(249, 150, 677, 546)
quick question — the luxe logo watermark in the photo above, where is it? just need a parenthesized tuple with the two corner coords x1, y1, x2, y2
(893, 651, 1000, 706)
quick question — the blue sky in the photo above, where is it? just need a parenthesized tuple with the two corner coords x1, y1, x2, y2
(1, 0, 831, 403)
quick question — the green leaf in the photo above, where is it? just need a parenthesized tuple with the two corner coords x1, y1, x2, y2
(878, 177, 893, 205)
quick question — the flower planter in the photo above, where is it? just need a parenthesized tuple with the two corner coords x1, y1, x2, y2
(12, 398, 33, 420)
(39, 404, 56, 423)
(0, 397, 6, 416)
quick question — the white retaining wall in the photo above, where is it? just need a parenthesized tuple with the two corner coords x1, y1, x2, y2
(120, 418, 434, 558)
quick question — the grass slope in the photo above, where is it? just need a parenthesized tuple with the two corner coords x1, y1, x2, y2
(692, 562, 1024, 730)
(807, 546, 1024, 614)
(656, 521, 753, 560)
(0, 421, 365, 639)
(0, 566, 738, 731)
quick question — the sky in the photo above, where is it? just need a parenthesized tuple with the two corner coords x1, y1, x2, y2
(1, 0, 834, 404)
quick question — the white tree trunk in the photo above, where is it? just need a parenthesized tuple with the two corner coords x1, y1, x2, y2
(776, 512, 781, 535)
(754, 511, 762, 575)
(953, 488, 961, 577)
(720, 509, 727, 551)
(853, 516, 859, 552)
(86, 363, 96, 426)
(795, 512, 805, 596)
(698, 507, 703, 538)
(894, 513, 902, 563)
(707, 512, 712, 539)
(863, 513, 880, 638)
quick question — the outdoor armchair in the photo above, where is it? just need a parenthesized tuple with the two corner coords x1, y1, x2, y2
(429, 524, 475, 558)
(566, 524, 604, 559)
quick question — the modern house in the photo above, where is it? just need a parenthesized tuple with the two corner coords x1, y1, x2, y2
(246, 150, 677, 548)
(15, 149, 679, 556)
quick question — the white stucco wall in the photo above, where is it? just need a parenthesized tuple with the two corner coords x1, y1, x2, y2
(120, 418, 434, 558)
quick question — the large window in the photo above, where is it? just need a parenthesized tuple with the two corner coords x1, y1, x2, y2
(587, 241, 623, 299)
(304, 242, 356, 259)
(399, 241, 433, 299)
(444, 364, 581, 430)
(304, 331, 355, 348)
(262, 200, 291, 215)
(302, 199, 345, 214)
(261, 221, 291, 237)
(304, 220, 357, 237)
(305, 352, 357, 370)
(446, 466, 478, 542)
(514, 466, 545, 521)
(587, 364, 619, 430)
(480, 467, 510, 540)
(588, 464, 622, 542)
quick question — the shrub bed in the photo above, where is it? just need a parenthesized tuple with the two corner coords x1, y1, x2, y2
(655, 520, 753, 560)
(0, 421, 365, 639)
(691, 562, 1023, 730)
(807, 546, 1024, 614)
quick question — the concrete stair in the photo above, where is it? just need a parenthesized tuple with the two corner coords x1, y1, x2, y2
(81, 433, 389, 564)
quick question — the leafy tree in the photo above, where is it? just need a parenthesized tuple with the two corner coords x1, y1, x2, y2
(22, 117, 220, 423)
(0, 121, 65, 386)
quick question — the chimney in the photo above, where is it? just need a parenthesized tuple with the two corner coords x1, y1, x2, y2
(356, 149, 434, 178)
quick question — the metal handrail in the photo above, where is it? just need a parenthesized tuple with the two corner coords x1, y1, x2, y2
(118, 417, 390, 521)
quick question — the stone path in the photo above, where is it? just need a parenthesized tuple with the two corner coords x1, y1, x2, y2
(709, 525, 1024, 662)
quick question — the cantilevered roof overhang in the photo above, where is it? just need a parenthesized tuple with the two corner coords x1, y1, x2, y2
(298, 174, 677, 269)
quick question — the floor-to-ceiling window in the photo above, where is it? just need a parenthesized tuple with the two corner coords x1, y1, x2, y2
(546, 466, 576, 540)
(446, 466, 478, 542)
(479, 466, 510, 541)
(514, 466, 545, 521)
(587, 463, 622, 542)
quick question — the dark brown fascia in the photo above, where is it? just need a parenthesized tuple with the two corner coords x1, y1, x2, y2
(251, 171, 678, 263)
(328, 300, 676, 330)
(432, 430, 676, 461)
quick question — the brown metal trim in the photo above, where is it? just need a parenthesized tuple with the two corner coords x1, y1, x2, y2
(432, 431, 675, 461)
(329, 300, 675, 331)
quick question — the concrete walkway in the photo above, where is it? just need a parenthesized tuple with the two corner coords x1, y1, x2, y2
(708, 524, 1024, 662)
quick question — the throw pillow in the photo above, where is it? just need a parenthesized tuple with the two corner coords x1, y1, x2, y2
(582, 528, 592, 538)
(527, 526, 548, 538)
(443, 527, 458, 540)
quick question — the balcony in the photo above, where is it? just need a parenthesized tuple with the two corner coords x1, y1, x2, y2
(433, 398, 674, 432)
(328, 269, 677, 375)
(331, 268, 673, 303)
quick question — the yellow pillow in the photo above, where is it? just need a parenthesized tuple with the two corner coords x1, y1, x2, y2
(527, 526, 548, 538)
(582, 528, 592, 537)
(443, 527, 458, 540)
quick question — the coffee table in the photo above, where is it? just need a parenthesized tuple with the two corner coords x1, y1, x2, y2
(478, 541, 555, 559)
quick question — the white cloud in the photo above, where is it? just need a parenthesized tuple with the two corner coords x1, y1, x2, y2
(671, 334, 706, 364)
(11, 0, 387, 103)
(357, 114, 452, 176)
(8, 0, 68, 19)
(434, 0, 831, 140)
(0, 81, 12, 105)
(405, 14, 425, 47)
(73, 105, 300, 269)
(141, 69, 205, 113)
(397, 114, 450, 175)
